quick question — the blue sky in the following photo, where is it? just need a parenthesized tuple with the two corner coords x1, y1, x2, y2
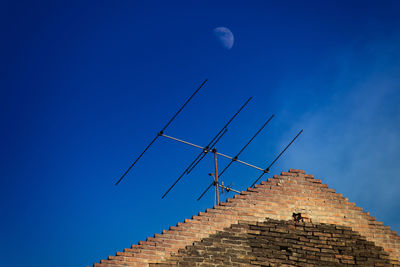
(1, 1, 400, 266)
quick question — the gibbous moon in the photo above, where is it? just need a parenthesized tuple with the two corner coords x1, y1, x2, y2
(213, 27, 234, 50)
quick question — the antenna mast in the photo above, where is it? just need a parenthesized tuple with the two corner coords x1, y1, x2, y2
(161, 97, 252, 199)
(113, 79, 303, 206)
(212, 148, 219, 205)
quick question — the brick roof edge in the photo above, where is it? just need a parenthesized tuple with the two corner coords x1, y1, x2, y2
(94, 169, 400, 266)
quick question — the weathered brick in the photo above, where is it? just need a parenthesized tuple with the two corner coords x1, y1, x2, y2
(93, 169, 400, 266)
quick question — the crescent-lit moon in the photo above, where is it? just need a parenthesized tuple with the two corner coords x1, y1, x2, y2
(213, 27, 234, 50)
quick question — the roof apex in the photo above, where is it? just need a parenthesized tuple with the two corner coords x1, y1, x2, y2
(94, 169, 400, 266)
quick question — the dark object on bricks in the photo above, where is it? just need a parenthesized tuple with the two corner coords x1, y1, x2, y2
(292, 212, 303, 222)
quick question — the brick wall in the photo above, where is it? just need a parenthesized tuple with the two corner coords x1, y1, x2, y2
(93, 169, 400, 266)
(152, 219, 399, 266)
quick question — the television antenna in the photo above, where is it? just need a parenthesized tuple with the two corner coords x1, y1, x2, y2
(115, 79, 303, 206)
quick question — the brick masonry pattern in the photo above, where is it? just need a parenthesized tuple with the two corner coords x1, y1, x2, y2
(151, 219, 399, 266)
(93, 169, 400, 266)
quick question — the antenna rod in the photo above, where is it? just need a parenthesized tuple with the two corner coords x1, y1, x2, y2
(185, 127, 227, 175)
(219, 183, 240, 194)
(219, 114, 275, 177)
(197, 114, 274, 201)
(161, 79, 208, 133)
(161, 97, 252, 199)
(160, 133, 265, 171)
(216, 151, 264, 171)
(197, 181, 214, 201)
(186, 96, 253, 175)
(213, 148, 219, 206)
(160, 134, 205, 150)
(161, 128, 228, 199)
(250, 129, 303, 188)
(197, 178, 242, 201)
(115, 79, 208, 186)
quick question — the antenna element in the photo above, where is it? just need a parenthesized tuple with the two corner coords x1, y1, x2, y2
(115, 79, 208, 186)
(197, 114, 274, 201)
(161, 97, 252, 199)
(250, 129, 303, 188)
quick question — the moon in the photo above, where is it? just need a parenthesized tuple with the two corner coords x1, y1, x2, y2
(213, 27, 234, 50)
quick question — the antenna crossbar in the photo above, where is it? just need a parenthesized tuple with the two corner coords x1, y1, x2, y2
(196, 114, 274, 201)
(187, 127, 228, 173)
(161, 97, 252, 199)
(161, 134, 205, 150)
(161, 132, 268, 203)
(216, 152, 264, 171)
(186, 96, 253, 175)
(160, 129, 227, 200)
(160, 134, 266, 172)
(198, 129, 303, 201)
(114, 78, 304, 207)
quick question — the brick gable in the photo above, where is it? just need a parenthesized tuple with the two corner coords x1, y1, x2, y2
(93, 169, 400, 266)
(152, 219, 399, 266)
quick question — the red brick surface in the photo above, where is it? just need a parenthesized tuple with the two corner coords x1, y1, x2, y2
(93, 169, 400, 266)
(152, 219, 399, 266)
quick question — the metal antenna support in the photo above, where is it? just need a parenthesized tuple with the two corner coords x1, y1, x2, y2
(161, 97, 252, 199)
(218, 114, 274, 177)
(204, 173, 240, 205)
(113, 79, 303, 208)
(158, 131, 267, 201)
(186, 127, 227, 175)
(250, 129, 303, 188)
(160, 128, 266, 199)
(219, 182, 240, 194)
(160, 128, 227, 200)
(115, 79, 208, 186)
(213, 148, 219, 206)
(196, 114, 274, 201)
(186, 97, 253, 175)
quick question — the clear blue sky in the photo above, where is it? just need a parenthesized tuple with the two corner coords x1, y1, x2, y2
(1, 1, 400, 266)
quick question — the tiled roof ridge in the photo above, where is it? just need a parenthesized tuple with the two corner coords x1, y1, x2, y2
(93, 169, 400, 266)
